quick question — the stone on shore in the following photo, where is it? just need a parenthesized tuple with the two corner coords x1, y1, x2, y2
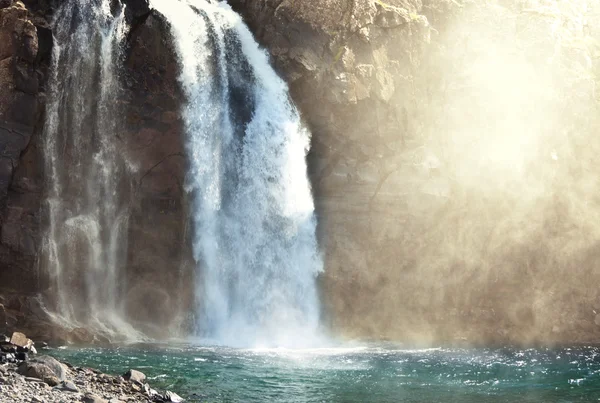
(165, 390, 184, 402)
(83, 393, 109, 403)
(0, 341, 181, 402)
(10, 331, 33, 349)
(57, 379, 79, 392)
(123, 368, 146, 383)
(17, 355, 66, 386)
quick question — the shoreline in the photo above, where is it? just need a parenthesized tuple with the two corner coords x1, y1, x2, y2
(1, 358, 184, 403)
(1, 332, 184, 403)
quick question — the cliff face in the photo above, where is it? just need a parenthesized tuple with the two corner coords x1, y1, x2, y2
(230, 0, 446, 342)
(0, 0, 49, 294)
(2, 0, 600, 346)
(233, 0, 600, 346)
(121, 9, 195, 336)
(0, 0, 194, 340)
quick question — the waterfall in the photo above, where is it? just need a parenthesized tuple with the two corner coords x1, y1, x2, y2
(151, 0, 324, 347)
(42, 0, 137, 337)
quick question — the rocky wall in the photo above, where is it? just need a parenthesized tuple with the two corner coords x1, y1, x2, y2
(232, 0, 600, 346)
(0, 0, 49, 295)
(0, 0, 195, 341)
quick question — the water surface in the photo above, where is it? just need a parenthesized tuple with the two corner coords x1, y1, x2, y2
(51, 344, 600, 402)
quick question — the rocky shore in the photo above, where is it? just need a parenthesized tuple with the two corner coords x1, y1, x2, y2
(1, 332, 183, 403)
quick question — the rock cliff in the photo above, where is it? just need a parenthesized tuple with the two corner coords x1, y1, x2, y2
(2, 0, 600, 346)
(0, 0, 194, 341)
(121, 8, 195, 336)
(232, 0, 600, 345)
(0, 0, 50, 294)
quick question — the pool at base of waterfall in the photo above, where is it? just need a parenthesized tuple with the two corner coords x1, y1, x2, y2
(50, 343, 600, 402)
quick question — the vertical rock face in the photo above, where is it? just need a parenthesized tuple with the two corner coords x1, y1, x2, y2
(0, 0, 194, 340)
(231, 0, 436, 341)
(0, 0, 50, 294)
(121, 10, 194, 336)
(235, 0, 600, 345)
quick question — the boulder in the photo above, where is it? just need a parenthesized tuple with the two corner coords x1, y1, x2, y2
(17, 355, 67, 386)
(165, 391, 184, 402)
(57, 380, 79, 392)
(123, 369, 146, 384)
(68, 327, 94, 345)
(10, 331, 33, 349)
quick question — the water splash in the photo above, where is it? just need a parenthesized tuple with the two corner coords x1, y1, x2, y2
(42, 0, 139, 339)
(151, 0, 324, 348)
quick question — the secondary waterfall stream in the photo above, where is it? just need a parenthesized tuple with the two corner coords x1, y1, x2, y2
(151, 0, 324, 347)
(42, 0, 137, 336)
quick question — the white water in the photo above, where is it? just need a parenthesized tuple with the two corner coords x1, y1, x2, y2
(42, 0, 139, 338)
(151, 0, 324, 348)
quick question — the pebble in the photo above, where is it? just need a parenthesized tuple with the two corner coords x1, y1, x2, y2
(1, 331, 184, 402)
(2, 361, 184, 402)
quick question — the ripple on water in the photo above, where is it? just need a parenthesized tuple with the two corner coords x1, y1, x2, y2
(49, 345, 600, 403)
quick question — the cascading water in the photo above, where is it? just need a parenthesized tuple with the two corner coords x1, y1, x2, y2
(42, 0, 137, 337)
(151, 0, 324, 347)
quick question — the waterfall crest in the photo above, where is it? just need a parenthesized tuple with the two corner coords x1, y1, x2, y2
(151, 0, 324, 347)
(42, 0, 138, 337)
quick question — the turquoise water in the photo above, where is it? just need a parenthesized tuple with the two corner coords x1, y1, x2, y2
(50, 344, 600, 402)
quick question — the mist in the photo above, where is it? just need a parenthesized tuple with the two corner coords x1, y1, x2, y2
(322, 0, 600, 346)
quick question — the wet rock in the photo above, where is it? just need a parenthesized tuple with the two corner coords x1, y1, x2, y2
(68, 327, 94, 345)
(0, 304, 7, 334)
(0, 0, 47, 298)
(123, 369, 146, 384)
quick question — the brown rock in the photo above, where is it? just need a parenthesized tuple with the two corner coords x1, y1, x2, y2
(9, 331, 32, 348)
(68, 327, 94, 345)
(0, 0, 14, 9)
(0, 0, 46, 300)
